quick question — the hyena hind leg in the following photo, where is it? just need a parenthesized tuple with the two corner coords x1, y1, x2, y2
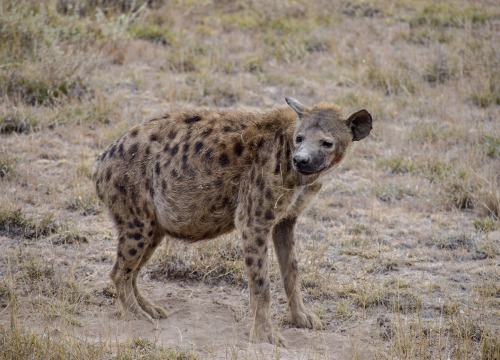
(110, 222, 166, 322)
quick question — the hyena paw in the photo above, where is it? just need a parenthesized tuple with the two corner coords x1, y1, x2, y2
(251, 323, 286, 347)
(291, 309, 322, 330)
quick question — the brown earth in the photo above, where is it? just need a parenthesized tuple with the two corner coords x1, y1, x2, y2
(0, 1, 499, 359)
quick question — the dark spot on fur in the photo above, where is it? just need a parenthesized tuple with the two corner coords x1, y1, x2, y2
(134, 219, 144, 228)
(214, 177, 223, 188)
(258, 278, 265, 287)
(223, 125, 232, 132)
(255, 209, 262, 217)
(274, 162, 281, 174)
(257, 138, 265, 148)
(242, 231, 247, 240)
(247, 216, 253, 227)
(168, 129, 177, 140)
(137, 242, 144, 248)
(182, 162, 195, 177)
(155, 162, 161, 175)
(194, 141, 204, 154)
(115, 215, 123, 225)
(182, 154, 188, 163)
(118, 143, 124, 157)
(130, 186, 138, 203)
(233, 142, 244, 157)
(129, 232, 142, 241)
(264, 209, 274, 221)
(245, 245, 258, 254)
(142, 203, 150, 217)
(125, 268, 132, 274)
(256, 237, 265, 247)
(145, 146, 151, 156)
(274, 150, 282, 174)
(184, 114, 202, 124)
(245, 257, 254, 266)
(118, 236, 125, 244)
(286, 147, 292, 171)
(115, 182, 126, 195)
(291, 260, 298, 271)
(149, 182, 154, 197)
(118, 251, 125, 260)
(205, 148, 213, 161)
(130, 128, 139, 137)
(129, 143, 139, 157)
(109, 145, 116, 158)
(219, 153, 230, 166)
(172, 169, 179, 178)
(147, 230, 153, 237)
(201, 128, 213, 138)
(111, 195, 118, 204)
(162, 180, 167, 191)
(170, 144, 179, 156)
(105, 168, 112, 182)
(183, 143, 190, 153)
(163, 143, 170, 152)
(257, 258, 263, 269)
(265, 189, 273, 200)
(129, 248, 137, 256)
(256, 174, 264, 190)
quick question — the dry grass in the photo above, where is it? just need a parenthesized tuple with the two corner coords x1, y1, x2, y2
(0, 0, 498, 358)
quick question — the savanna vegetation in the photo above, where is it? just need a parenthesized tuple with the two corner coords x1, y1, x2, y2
(0, 0, 498, 358)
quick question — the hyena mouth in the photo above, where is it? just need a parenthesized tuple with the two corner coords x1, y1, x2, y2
(294, 164, 326, 175)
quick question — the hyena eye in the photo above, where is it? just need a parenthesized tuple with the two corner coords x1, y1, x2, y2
(322, 141, 333, 148)
(295, 136, 303, 143)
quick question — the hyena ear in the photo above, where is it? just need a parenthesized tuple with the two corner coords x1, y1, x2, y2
(347, 109, 372, 141)
(285, 97, 307, 118)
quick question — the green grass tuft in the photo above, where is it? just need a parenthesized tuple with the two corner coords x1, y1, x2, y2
(0, 111, 38, 134)
(0, 207, 59, 239)
(408, 3, 494, 28)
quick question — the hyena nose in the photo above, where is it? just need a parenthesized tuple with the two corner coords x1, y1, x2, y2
(293, 154, 310, 167)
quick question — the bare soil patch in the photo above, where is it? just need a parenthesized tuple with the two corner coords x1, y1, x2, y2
(1, 1, 498, 359)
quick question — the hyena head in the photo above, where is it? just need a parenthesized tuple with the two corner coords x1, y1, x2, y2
(285, 97, 372, 176)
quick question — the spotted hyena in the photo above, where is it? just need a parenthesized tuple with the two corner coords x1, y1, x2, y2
(94, 97, 372, 344)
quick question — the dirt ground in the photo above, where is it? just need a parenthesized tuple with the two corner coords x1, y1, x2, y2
(0, 1, 499, 359)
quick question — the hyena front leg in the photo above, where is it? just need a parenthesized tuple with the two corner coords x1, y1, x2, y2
(236, 202, 285, 345)
(272, 217, 322, 329)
